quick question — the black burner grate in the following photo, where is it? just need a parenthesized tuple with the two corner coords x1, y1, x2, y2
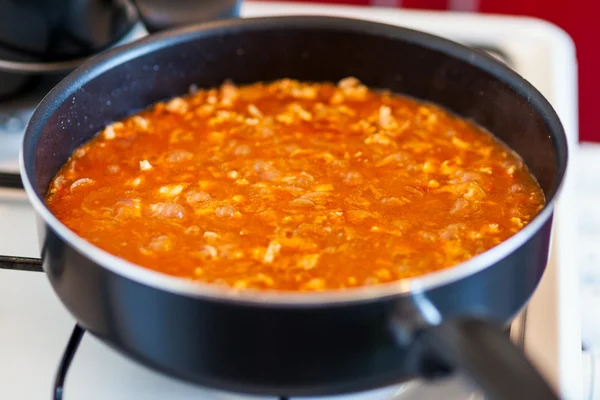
(0, 172, 23, 190)
(0, 255, 42, 272)
(54, 325, 85, 400)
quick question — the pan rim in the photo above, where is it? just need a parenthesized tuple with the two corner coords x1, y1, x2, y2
(20, 15, 568, 307)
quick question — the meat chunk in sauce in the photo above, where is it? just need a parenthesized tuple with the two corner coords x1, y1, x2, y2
(46, 78, 545, 292)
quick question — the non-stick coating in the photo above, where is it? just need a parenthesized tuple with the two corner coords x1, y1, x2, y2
(21, 16, 565, 395)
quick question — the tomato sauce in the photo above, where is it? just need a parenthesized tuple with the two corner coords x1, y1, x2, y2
(46, 78, 545, 291)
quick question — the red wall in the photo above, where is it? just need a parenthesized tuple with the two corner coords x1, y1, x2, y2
(478, 0, 594, 143)
(266, 0, 596, 142)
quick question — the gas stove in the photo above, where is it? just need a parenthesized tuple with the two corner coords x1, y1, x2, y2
(0, 2, 581, 399)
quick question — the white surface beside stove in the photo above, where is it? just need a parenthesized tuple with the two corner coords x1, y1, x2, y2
(0, 2, 582, 399)
(580, 143, 600, 350)
(579, 143, 600, 400)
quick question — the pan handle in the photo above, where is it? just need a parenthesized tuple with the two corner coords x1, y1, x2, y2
(414, 317, 560, 400)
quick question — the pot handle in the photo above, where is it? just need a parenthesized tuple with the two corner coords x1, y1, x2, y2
(130, 0, 241, 33)
(415, 317, 559, 400)
(0, 57, 85, 74)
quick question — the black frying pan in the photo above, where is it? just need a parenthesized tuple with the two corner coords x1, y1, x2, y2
(16, 16, 567, 400)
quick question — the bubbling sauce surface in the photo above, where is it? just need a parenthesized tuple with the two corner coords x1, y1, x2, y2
(46, 78, 545, 291)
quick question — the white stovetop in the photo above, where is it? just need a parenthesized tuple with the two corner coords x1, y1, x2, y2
(0, 1, 582, 399)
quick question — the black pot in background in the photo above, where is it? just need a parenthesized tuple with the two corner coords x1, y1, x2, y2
(0, 0, 240, 98)
(0, 0, 138, 61)
(0, 45, 36, 100)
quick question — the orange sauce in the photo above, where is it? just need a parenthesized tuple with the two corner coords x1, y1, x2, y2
(46, 78, 545, 291)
